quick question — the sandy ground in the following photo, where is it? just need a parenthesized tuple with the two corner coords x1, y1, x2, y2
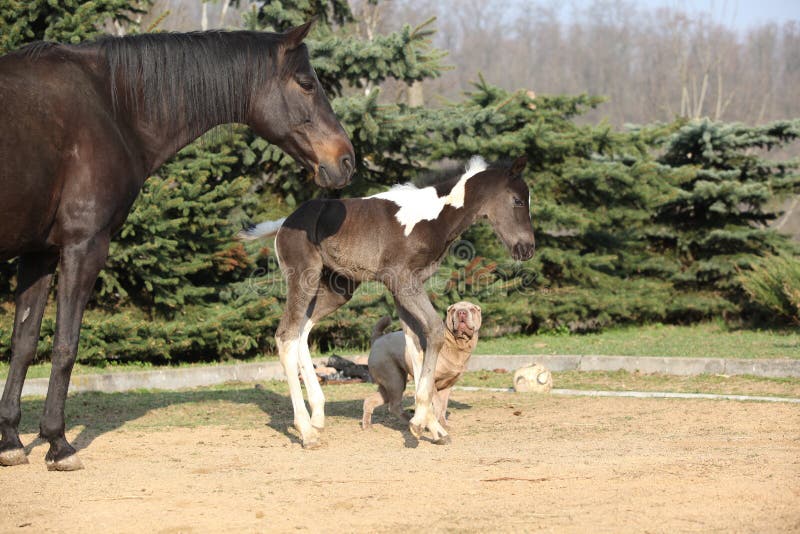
(1, 388, 798, 533)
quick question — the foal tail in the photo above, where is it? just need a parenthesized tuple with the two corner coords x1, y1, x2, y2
(370, 316, 393, 344)
(236, 218, 287, 241)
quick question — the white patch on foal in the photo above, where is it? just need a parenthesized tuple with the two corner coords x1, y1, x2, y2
(369, 155, 488, 236)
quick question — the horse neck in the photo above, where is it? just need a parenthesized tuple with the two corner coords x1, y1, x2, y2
(94, 33, 269, 174)
(130, 100, 239, 175)
(438, 176, 495, 241)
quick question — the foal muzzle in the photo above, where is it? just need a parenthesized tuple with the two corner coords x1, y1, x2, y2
(512, 242, 535, 261)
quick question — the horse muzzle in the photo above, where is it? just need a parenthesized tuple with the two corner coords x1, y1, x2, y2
(512, 242, 535, 261)
(316, 153, 354, 189)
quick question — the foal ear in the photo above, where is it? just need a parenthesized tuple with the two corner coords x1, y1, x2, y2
(282, 18, 316, 50)
(510, 156, 528, 177)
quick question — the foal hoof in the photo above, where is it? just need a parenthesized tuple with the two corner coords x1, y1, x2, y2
(432, 434, 452, 446)
(302, 438, 322, 450)
(409, 423, 423, 439)
(0, 448, 28, 466)
(46, 454, 84, 472)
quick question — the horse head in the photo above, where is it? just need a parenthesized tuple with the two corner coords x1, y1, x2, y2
(247, 20, 355, 189)
(478, 156, 535, 261)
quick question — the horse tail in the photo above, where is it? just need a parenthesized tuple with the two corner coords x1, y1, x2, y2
(370, 316, 393, 344)
(236, 218, 287, 241)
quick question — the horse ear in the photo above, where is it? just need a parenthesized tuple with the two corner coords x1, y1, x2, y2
(510, 156, 527, 176)
(282, 18, 316, 50)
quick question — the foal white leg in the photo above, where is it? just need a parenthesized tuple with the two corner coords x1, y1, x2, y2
(404, 327, 424, 384)
(296, 318, 326, 430)
(393, 286, 449, 444)
(411, 362, 448, 443)
(277, 336, 320, 448)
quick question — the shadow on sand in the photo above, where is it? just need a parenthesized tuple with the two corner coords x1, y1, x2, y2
(18, 383, 472, 453)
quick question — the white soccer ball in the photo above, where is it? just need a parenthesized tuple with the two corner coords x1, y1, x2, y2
(513, 364, 553, 393)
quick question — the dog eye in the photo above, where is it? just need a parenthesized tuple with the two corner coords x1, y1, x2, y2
(513, 197, 525, 208)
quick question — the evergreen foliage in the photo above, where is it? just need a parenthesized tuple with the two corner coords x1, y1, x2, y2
(0, 0, 149, 53)
(1, 1, 798, 365)
(96, 133, 255, 317)
(738, 253, 800, 324)
(654, 119, 800, 295)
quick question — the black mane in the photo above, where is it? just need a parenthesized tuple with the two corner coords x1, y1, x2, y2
(86, 31, 285, 129)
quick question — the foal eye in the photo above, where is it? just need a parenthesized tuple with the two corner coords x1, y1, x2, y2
(513, 197, 525, 208)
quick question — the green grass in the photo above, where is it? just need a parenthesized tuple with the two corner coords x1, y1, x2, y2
(1, 321, 798, 381)
(475, 322, 800, 359)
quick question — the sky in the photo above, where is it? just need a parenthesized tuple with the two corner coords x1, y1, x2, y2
(604, 0, 800, 30)
(509, 0, 800, 31)
(649, 0, 800, 29)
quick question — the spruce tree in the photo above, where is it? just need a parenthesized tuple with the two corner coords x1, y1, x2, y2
(0, 0, 149, 53)
(2, 1, 799, 365)
(655, 119, 800, 296)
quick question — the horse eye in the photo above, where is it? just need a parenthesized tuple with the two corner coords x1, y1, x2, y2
(296, 78, 315, 92)
(513, 197, 525, 208)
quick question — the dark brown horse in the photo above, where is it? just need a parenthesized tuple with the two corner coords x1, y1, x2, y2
(0, 21, 355, 470)
(240, 156, 534, 448)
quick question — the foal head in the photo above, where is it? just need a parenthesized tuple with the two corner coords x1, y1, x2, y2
(477, 157, 536, 261)
(247, 20, 355, 189)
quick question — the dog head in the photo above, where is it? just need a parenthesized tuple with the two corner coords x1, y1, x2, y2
(446, 301, 482, 340)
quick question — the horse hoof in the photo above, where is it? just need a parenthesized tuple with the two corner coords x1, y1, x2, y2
(0, 448, 28, 466)
(433, 434, 451, 446)
(46, 454, 84, 472)
(409, 423, 423, 439)
(302, 438, 322, 450)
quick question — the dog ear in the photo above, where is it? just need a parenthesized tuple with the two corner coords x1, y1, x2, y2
(471, 304, 482, 325)
(446, 304, 457, 324)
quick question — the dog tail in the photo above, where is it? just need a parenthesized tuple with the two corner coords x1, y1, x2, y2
(370, 316, 393, 344)
(236, 218, 287, 241)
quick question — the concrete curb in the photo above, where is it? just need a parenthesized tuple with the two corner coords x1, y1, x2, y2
(16, 361, 287, 398)
(6, 354, 799, 398)
(453, 385, 800, 404)
(467, 354, 800, 378)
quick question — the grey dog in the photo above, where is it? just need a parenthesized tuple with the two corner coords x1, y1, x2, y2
(362, 301, 482, 429)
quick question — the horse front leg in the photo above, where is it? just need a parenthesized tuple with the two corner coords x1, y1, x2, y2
(0, 251, 58, 466)
(40, 235, 110, 471)
(392, 282, 449, 445)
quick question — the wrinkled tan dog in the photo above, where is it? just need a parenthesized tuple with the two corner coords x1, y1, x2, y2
(362, 301, 482, 429)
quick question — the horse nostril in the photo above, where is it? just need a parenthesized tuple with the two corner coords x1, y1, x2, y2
(318, 165, 331, 186)
(340, 154, 354, 178)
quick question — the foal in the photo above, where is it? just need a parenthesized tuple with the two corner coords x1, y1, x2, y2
(242, 156, 535, 448)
